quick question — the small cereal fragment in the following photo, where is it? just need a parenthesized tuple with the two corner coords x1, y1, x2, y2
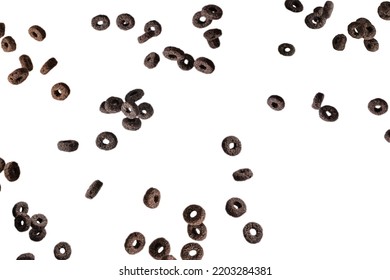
(122, 117, 142, 131)
(144, 52, 160, 69)
(40, 57, 58, 75)
(187, 223, 207, 241)
(332, 34, 347, 51)
(14, 213, 31, 232)
(57, 140, 79, 152)
(1, 36, 16, 52)
(284, 0, 304, 13)
(194, 57, 215, 74)
(378, 1, 390, 20)
(124, 232, 146, 255)
(149, 237, 171, 260)
(180, 242, 204, 260)
(12, 201, 29, 217)
(116, 13, 135, 30)
(222, 136, 241, 156)
(19, 55, 33, 71)
(28, 25, 46, 41)
(85, 180, 103, 199)
(143, 187, 161, 209)
(312, 92, 325, 109)
(29, 227, 46, 242)
(54, 242, 72, 260)
(91, 15, 110, 31)
(51, 82, 70, 100)
(243, 222, 263, 244)
(4, 161, 20, 182)
(31, 214, 48, 230)
(267, 95, 285, 111)
(368, 98, 388, 115)
(225, 197, 247, 218)
(232, 168, 253, 181)
(278, 43, 295, 56)
(183, 204, 206, 225)
(16, 253, 35, 260)
(319, 105, 339, 122)
(162, 255, 177, 260)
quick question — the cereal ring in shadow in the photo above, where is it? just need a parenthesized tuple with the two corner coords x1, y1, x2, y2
(180, 242, 204, 260)
(232, 168, 253, 181)
(14, 213, 31, 232)
(16, 253, 35, 260)
(368, 98, 388, 115)
(323, 1, 334, 19)
(364, 38, 379, 52)
(1, 36, 16, 52)
(201, 4, 223, 20)
(278, 43, 295, 56)
(183, 204, 206, 225)
(138, 102, 154, 120)
(187, 223, 207, 241)
(19, 54, 33, 71)
(163, 46, 185, 61)
(0, 23, 5, 38)
(149, 237, 171, 260)
(319, 105, 339, 122)
(57, 140, 79, 152)
(12, 201, 29, 217)
(85, 180, 103, 199)
(162, 255, 177, 260)
(267, 95, 285, 111)
(116, 13, 135, 30)
(40, 57, 58, 75)
(96, 131, 118, 151)
(312, 92, 325, 110)
(51, 82, 70, 101)
(143, 187, 161, 208)
(243, 222, 263, 244)
(91, 15, 110, 31)
(194, 57, 215, 74)
(378, 1, 390, 20)
(222, 136, 241, 156)
(192, 11, 212, 28)
(124, 232, 146, 254)
(4, 161, 20, 182)
(313, 6, 324, 16)
(284, 0, 304, 13)
(54, 242, 72, 260)
(121, 101, 139, 119)
(31, 214, 48, 230)
(28, 25, 46, 41)
(29, 228, 46, 242)
(305, 13, 326, 29)
(385, 129, 390, 142)
(122, 117, 142, 131)
(8, 68, 29, 85)
(332, 34, 347, 51)
(177, 53, 194, 71)
(225, 197, 247, 218)
(105, 96, 124, 113)
(125, 89, 144, 103)
(144, 52, 160, 69)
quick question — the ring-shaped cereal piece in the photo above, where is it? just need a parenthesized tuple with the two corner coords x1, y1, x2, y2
(368, 98, 388, 115)
(149, 237, 171, 260)
(267, 95, 285, 111)
(4, 161, 20, 182)
(143, 187, 161, 208)
(91, 15, 110, 31)
(124, 232, 146, 254)
(95, 131, 118, 151)
(29, 228, 47, 242)
(225, 197, 247, 218)
(180, 242, 204, 260)
(232, 168, 253, 181)
(116, 13, 135, 30)
(187, 223, 207, 241)
(28, 25, 46, 41)
(122, 117, 142, 131)
(51, 82, 70, 101)
(192, 11, 212, 28)
(221, 136, 241, 156)
(31, 213, 48, 230)
(54, 242, 72, 260)
(243, 222, 263, 244)
(319, 105, 339, 122)
(284, 0, 304, 13)
(194, 57, 215, 74)
(12, 201, 29, 217)
(57, 140, 79, 152)
(183, 204, 206, 225)
(201, 4, 223, 20)
(14, 213, 31, 232)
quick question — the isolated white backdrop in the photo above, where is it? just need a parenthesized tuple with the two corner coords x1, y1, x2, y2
(1, 0, 390, 279)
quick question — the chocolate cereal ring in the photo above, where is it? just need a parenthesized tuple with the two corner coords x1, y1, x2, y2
(0, 158, 4, 173)
(183, 204, 206, 225)
(332, 34, 347, 51)
(180, 242, 204, 260)
(267, 95, 285, 111)
(91, 15, 110, 31)
(122, 117, 142, 131)
(312, 92, 325, 109)
(0, 23, 4, 38)
(194, 57, 215, 74)
(364, 38, 379, 52)
(19, 54, 33, 71)
(319, 105, 339, 122)
(243, 222, 263, 244)
(138, 102, 154, 119)
(14, 213, 31, 232)
(85, 180, 103, 199)
(105, 96, 124, 113)
(313, 6, 324, 16)
(29, 228, 46, 242)
(1, 36, 16, 52)
(8, 68, 29, 85)
(31, 214, 48, 230)
(384, 129, 390, 142)
(187, 223, 207, 241)
(137, 31, 154, 44)
(28, 25, 46, 41)
(348, 21, 365, 39)
(323, 1, 334, 19)
(57, 140, 79, 152)
(201, 4, 223, 20)
(177, 53, 194, 71)
(121, 101, 139, 119)
(4, 161, 20, 182)
(368, 98, 388, 115)
(125, 88, 144, 103)
(278, 43, 295, 56)
(222, 136, 241, 156)
(116, 13, 135, 30)
(124, 232, 146, 254)
(144, 52, 160, 69)
(285, 0, 304, 13)
(95, 131, 118, 151)
(144, 20, 162, 36)
(203, 28, 222, 41)
(225, 197, 247, 218)
(149, 237, 171, 260)
(143, 187, 161, 208)
(305, 13, 326, 29)
(16, 253, 35, 260)
(54, 242, 72, 260)
(378, 1, 390, 20)
(162, 255, 177, 260)
(12, 201, 29, 217)
(51, 82, 70, 100)
(163, 46, 185, 61)
(232, 168, 253, 181)
(40, 57, 58, 75)
(99, 101, 110, 114)
(192, 11, 212, 28)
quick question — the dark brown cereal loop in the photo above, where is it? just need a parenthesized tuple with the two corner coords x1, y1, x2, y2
(183, 204, 206, 225)
(143, 187, 161, 209)
(243, 222, 263, 244)
(121, 101, 140, 119)
(305, 13, 326, 29)
(28, 25, 46, 41)
(51, 82, 71, 101)
(144, 20, 162, 36)
(31, 214, 48, 230)
(162, 255, 177, 260)
(348, 22, 365, 39)
(187, 223, 207, 241)
(194, 57, 215, 74)
(163, 46, 185, 61)
(122, 117, 142, 131)
(116, 13, 135, 30)
(16, 253, 35, 260)
(91, 15, 110, 31)
(125, 88, 145, 103)
(40, 57, 58, 75)
(105, 96, 124, 113)
(0, 23, 5, 38)
(378, 1, 390, 20)
(180, 242, 204, 260)
(192, 11, 213, 28)
(124, 232, 146, 255)
(4, 161, 20, 182)
(85, 180, 103, 199)
(144, 52, 160, 69)
(225, 197, 247, 218)
(95, 131, 118, 151)
(57, 140, 79, 152)
(201, 4, 223, 20)
(1, 36, 16, 52)
(358, 19, 376, 40)
(8, 68, 29, 85)
(0, 158, 5, 173)
(267, 95, 285, 111)
(332, 34, 347, 51)
(53, 242, 72, 260)
(232, 168, 253, 181)
(149, 237, 171, 260)
(19, 54, 33, 71)
(99, 101, 110, 114)
(29, 228, 46, 242)
(221, 136, 241, 156)
(14, 213, 31, 232)
(177, 53, 195, 71)
(137, 31, 154, 44)
(364, 38, 379, 52)
(313, 6, 324, 16)
(323, 1, 334, 19)
(278, 43, 295, 56)
(207, 39, 220, 49)
(385, 129, 390, 143)
(12, 201, 29, 217)
(203, 28, 222, 41)
(312, 92, 325, 110)
(319, 105, 339, 122)
(368, 98, 388, 115)
(284, 0, 304, 13)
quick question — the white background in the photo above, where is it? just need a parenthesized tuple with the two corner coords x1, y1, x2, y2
(1, 0, 390, 279)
